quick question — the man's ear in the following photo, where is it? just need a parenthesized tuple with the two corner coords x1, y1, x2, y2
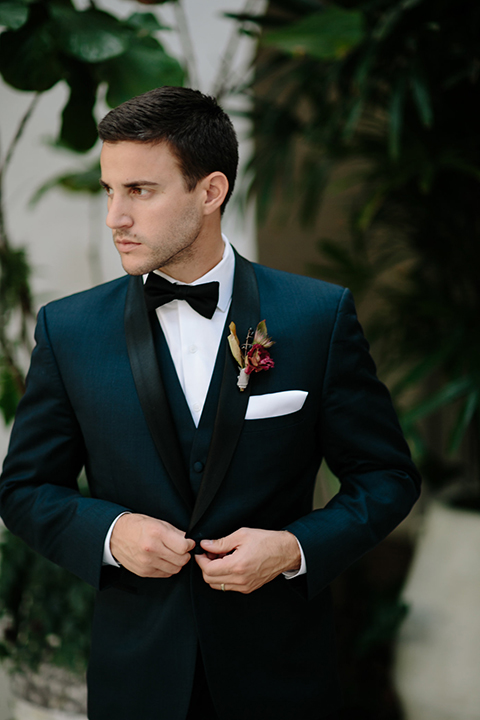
(201, 172, 229, 215)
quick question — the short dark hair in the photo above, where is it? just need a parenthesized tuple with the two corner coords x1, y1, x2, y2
(98, 86, 239, 213)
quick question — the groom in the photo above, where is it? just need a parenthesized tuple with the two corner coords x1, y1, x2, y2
(0, 87, 420, 720)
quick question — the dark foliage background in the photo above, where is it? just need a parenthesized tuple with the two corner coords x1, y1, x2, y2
(237, 0, 480, 502)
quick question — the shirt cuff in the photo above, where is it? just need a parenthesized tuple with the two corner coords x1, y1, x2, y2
(283, 536, 307, 579)
(103, 512, 130, 567)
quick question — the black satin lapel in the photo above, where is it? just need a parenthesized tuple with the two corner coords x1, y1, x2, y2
(188, 252, 260, 533)
(124, 275, 194, 510)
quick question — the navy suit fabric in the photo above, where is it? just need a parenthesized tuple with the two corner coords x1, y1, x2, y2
(0, 254, 420, 720)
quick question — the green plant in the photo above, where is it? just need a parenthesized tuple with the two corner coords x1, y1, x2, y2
(0, 0, 184, 423)
(0, 469, 94, 675)
(0, 0, 184, 681)
(237, 0, 480, 501)
(0, 532, 94, 675)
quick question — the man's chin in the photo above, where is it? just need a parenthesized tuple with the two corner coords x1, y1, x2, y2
(120, 261, 143, 277)
(119, 255, 155, 277)
(123, 267, 146, 277)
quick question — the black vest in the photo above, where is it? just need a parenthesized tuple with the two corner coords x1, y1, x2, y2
(150, 314, 227, 497)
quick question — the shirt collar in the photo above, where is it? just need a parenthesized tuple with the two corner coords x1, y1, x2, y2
(144, 235, 235, 313)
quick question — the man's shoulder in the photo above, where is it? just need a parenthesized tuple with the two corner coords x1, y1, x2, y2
(37, 276, 132, 341)
(42, 275, 130, 317)
(251, 260, 346, 307)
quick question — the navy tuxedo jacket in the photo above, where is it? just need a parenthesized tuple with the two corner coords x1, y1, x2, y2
(0, 252, 420, 720)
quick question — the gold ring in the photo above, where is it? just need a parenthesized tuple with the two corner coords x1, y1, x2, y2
(221, 583, 225, 592)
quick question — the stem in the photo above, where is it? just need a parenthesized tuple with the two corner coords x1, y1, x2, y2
(87, 195, 103, 287)
(471, 409, 480, 490)
(0, 340, 26, 396)
(0, 93, 39, 398)
(0, 93, 41, 180)
(0, 93, 41, 251)
(243, 327, 254, 354)
(173, 0, 199, 89)
(212, 0, 261, 102)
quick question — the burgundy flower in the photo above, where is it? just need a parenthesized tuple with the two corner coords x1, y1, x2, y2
(245, 344, 275, 375)
(228, 320, 275, 391)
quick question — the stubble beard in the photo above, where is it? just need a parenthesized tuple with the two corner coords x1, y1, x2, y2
(114, 218, 203, 278)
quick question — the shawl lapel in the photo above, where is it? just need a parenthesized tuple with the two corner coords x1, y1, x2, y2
(124, 275, 194, 511)
(188, 252, 260, 533)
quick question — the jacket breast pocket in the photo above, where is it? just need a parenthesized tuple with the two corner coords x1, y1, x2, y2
(243, 390, 309, 433)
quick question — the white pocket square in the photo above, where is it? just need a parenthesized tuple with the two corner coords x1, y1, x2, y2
(245, 390, 308, 420)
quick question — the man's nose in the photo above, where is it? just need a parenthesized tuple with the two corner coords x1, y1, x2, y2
(106, 198, 133, 229)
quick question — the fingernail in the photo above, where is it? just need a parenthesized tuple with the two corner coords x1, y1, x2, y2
(202, 539, 213, 545)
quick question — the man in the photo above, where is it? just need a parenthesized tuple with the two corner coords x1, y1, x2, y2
(0, 87, 420, 720)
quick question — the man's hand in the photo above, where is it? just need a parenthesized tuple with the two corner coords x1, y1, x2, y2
(110, 514, 195, 578)
(195, 528, 301, 594)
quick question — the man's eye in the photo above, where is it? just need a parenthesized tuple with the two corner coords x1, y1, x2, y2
(132, 188, 148, 197)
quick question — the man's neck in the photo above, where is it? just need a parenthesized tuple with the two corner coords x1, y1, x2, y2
(158, 227, 225, 284)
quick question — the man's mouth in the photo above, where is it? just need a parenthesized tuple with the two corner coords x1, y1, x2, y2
(115, 236, 141, 250)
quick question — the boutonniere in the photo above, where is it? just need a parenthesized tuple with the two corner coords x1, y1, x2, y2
(228, 320, 275, 391)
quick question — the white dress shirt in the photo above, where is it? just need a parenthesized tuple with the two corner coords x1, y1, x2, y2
(152, 235, 234, 426)
(103, 237, 305, 577)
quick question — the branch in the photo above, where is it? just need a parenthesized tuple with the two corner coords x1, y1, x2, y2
(0, 93, 41, 251)
(0, 93, 40, 399)
(0, 92, 41, 180)
(212, 0, 261, 102)
(0, 338, 26, 396)
(173, 0, 199, 90)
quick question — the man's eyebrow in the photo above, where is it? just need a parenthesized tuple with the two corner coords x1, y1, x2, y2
(124, 181, 159, 188)
(99, 179, 159, 188)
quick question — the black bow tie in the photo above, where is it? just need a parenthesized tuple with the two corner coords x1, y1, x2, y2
(144, 273, 219, 319)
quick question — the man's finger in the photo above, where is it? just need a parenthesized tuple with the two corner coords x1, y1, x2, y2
(199, 531, 241, 556)
(161, 526, 196, 556)
(111, 514, 195, 577)
(195, 550, 237, 579)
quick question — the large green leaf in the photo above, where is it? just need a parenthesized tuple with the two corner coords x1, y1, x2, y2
(0, 12, 63, 91)
(402, 376, 474, 428)
(449, 390, 479, 453)
(390, 344, 454, 397)
(126, 12, 167, 34)
(0, 0, 31, 30)
(30, 162, 102, 206)
(372, 0, 423, 42)
(263, 6, 365, 60)
(59, 68, 98, 152)
(101, 37, 184, 108)
(50, 5, 131, 63)
(0, 367, 22, 425)
(388, 77, 406, 159)
(410, 70, 433, 127)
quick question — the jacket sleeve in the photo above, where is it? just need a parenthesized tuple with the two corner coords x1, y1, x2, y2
(0, 306, 130, 589)
(285, 288, 421, 599)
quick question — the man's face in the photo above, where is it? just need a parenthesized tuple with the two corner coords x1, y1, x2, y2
(100, 140, 206, 276)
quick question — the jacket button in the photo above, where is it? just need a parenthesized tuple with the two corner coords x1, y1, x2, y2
(193, 461, 204, 473)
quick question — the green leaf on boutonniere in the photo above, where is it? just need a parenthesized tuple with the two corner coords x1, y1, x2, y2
(253, 320, 274, 348)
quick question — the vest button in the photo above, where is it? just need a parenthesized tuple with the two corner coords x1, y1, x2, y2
(193, 461, 204, 473)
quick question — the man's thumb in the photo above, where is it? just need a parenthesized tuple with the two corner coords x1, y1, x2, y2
(200, 536, 231, 554)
